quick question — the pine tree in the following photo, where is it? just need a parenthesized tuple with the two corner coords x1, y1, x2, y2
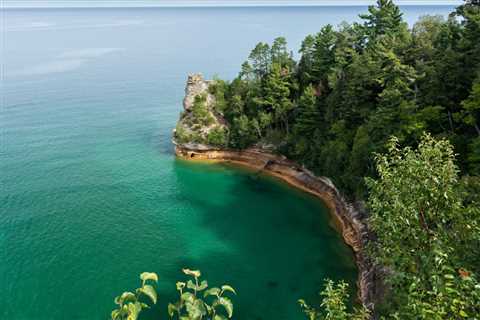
(293, 85, 320, 137)
(360, 0, 405, 40)
(260, 63, 295, 135)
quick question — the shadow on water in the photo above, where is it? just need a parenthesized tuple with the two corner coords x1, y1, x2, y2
(146, 159, 358, 320)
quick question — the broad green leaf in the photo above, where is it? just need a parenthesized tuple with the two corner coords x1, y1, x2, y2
(182, 268, 201, 278)
(298, 299, 308, 308)
(116, 292, 136, 305)
(204, 287, 221, 297)
(111, 309, 120, 320)
(126, 302, 142, 320)
(214, 314, 227, 320)
(205, 303, 213, 314)
(181, 292, 195, 304)
(221, 285, 236, 295)
(216, 297, 233, 318)
(176, 281, 186, 291)
(198, 280, 208, 291)
(187, 280, 196, 290)
(187, 279, 208, 291)
(186, 299, 206, 320)
(168, 303, 177, 317)
(140, 272, 158, 283)
(138, 284, 157, 304)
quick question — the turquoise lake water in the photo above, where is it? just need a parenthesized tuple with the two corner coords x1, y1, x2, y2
(1, 5, 455, 319)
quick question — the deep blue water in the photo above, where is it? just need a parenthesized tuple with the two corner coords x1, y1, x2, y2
(1, 5, 455, 320)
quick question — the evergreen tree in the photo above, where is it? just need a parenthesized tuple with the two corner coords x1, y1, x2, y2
(360, 0, 406, 41)
(368, 36, 418, 143)
(310, 25, 337, 90)
(248, 42, 271, 79)
(259, 63, 295, 135)
(271, 37, 292, 68)
(291, 85, 321, 163)
(293, 85, 319, 137)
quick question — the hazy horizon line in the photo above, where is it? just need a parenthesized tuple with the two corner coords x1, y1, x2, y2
(2, 4, 461, 9)
(2, 0, 462, 9)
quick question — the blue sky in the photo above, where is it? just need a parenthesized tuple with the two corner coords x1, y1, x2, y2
(3, 0, 463, 8)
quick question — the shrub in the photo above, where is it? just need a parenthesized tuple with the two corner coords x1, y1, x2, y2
(110, 269, 236, 320)
(207, 127, 228, 147)
(111, 272, 158, 320)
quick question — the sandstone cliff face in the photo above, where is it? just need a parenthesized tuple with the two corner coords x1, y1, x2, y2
(183, 74, 214, 111)
(173, 74, 228, 149)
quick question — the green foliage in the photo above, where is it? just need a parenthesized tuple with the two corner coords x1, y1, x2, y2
(299, 280, 369, 320)
(174, 124, 207, 145)
(209, 0, 479, 197)
(460, 79, 480, 174)
(260, 62, 295, 135)
(168, 268, 236, 320)
(192, 94, 215, 127)
(461, 80, 480, 131)
(111, 270, 236, 320)
(111, 272, 159, 320)
(360, 0, 408, 41)
(291, 85, 321, 160)
(209, 79, 228, 113)
(175, 123, 190, 144)
(207, 127, 228, 147)
(367, 134, 480, 319)
(230, 115, 257, 149)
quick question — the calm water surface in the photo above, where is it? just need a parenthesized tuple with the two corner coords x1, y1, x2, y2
(1, 5, 454, 319)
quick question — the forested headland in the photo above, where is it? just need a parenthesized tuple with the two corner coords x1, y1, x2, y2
(177, 0, 479, 199)
(113, 1, 479, 319)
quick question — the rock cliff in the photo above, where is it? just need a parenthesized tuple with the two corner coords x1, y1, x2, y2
(173, 74, 228, 149)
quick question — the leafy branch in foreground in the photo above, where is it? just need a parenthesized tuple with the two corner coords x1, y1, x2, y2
(299, 280, 369, 320)
(367, 133, 480, 318)
(168, 268, 236, 320)
(110, 269, 236, 320)
(111, 272, 159, 320)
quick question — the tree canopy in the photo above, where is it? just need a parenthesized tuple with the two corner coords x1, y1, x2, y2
(204, 0, 479, 199)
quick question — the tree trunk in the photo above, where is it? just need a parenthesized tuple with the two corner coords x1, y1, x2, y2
(474, 122, 480, 137)
(447, 110, 454, 132)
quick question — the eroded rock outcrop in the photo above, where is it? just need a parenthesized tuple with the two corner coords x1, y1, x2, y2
(173, 74, 228, 149)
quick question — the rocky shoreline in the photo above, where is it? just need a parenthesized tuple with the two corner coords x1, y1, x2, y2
(174, 143, 380, 312)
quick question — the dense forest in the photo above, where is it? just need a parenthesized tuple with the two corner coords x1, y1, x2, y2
(119, 1, 479, 319)
(177, 0, 480, 199)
